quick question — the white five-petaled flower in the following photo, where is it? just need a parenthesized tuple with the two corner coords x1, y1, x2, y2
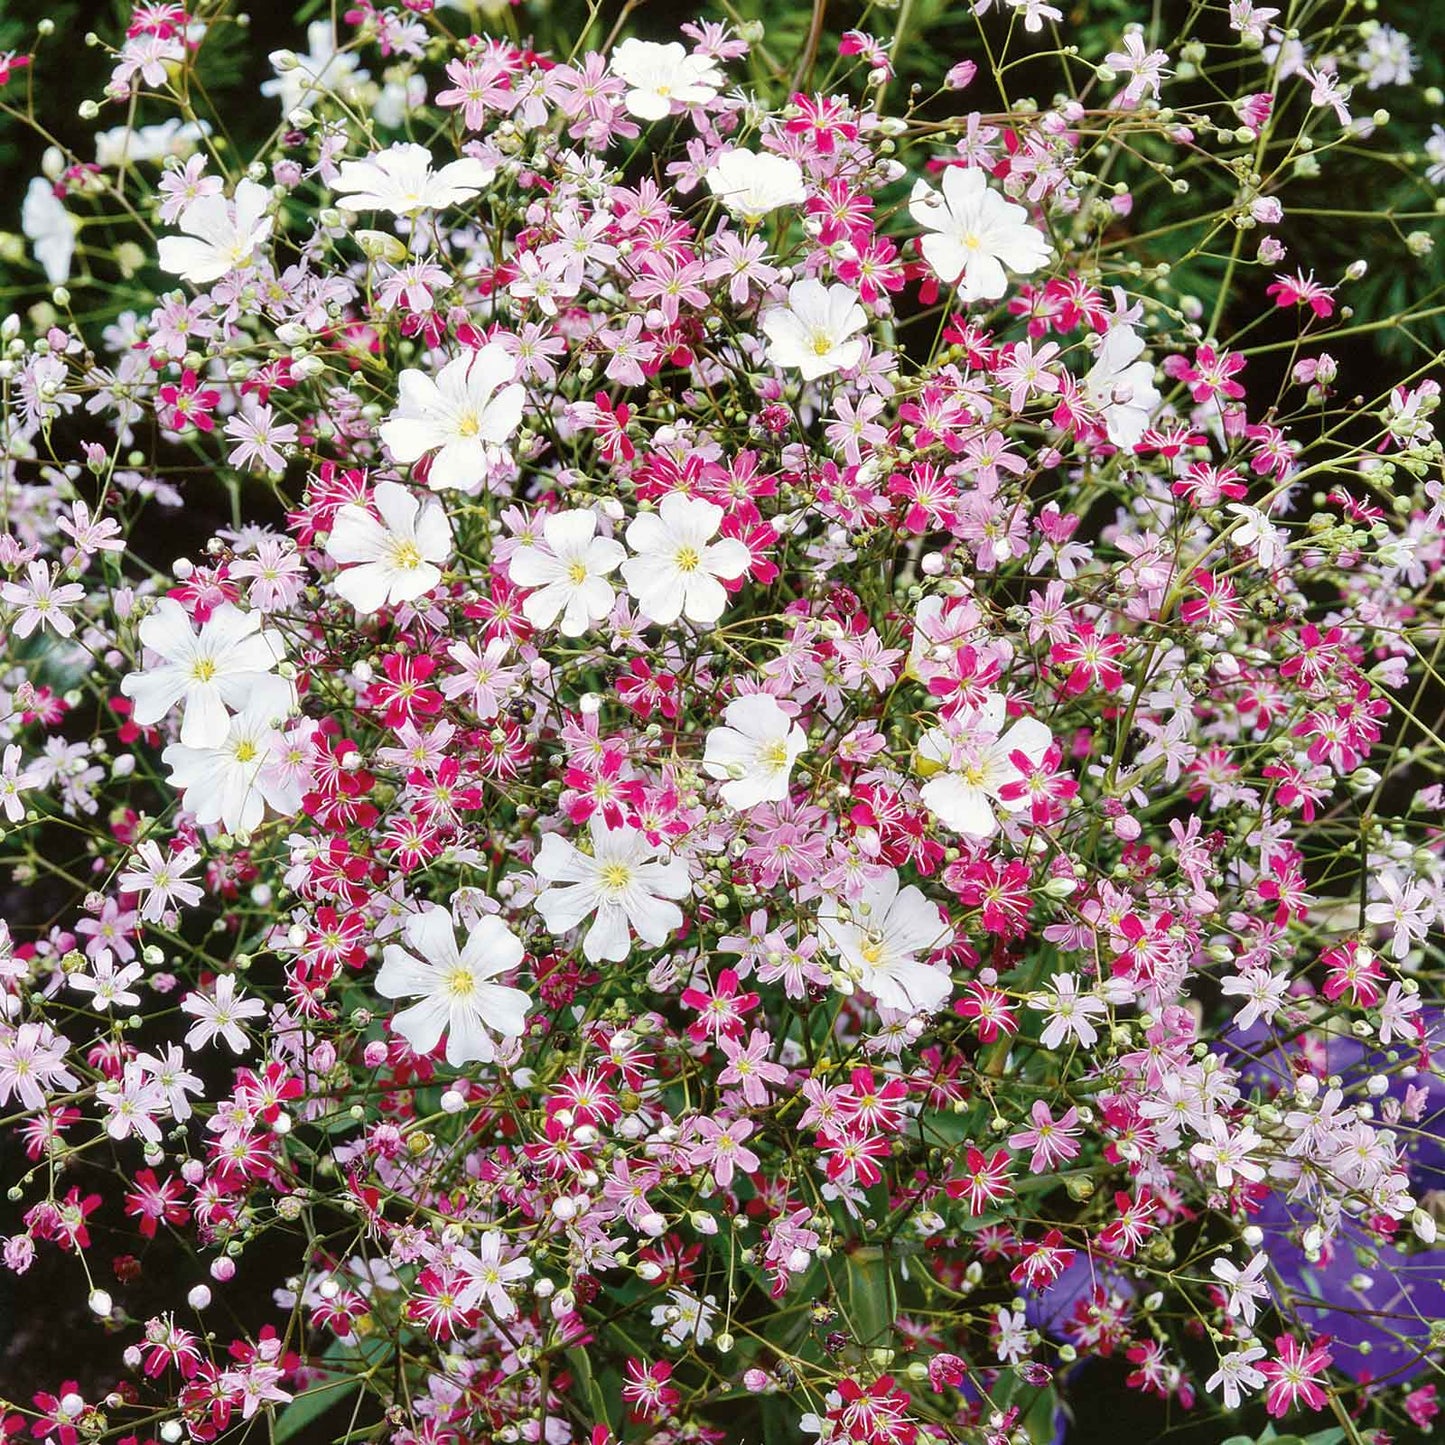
(507, 508, 626, 637)
(610, 38, 723, 121)
(375, 906, 532, 1068)
(916, 693, 1053, 840)
(651, 1288, 717, 1347)
(379, 344, 525, 492)
(621, 493, 750, 627)
(702, 694, 808, 811)
(327, 480, 453, 615)
(704, 149, 807, 223)
(1082, 325, 1161, 449)
(120, 599, 293, 749)
(455, 1230, 534, 1319)
(161, 703, 302, 836)
(817, 867, 955, 1014)
(1029, 972, 1108, 1050)
(908, 165, 1050, 301)
(157, 178, 273, 287)
(533, 817, 691, 963)
(1206, 1344, 1268, 1411)
(180, 973, 266, 1053)
(761, 279, 869, 381)
(332, 142, 494, 217)
(1210, 1252, 1271, 1327)
(69, 950, 144, 1012)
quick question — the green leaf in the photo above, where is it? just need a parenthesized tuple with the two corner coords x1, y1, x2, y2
(565, 1345, 612, 1430)
(273, 1376, 363, 1444)
(845, 1244, 897, 1349)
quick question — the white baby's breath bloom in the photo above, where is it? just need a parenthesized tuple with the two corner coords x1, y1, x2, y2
(909, 165, 1050, 300)
(702, 694, 807, 811)
(157, 178, 273, 287)
(916, 694, 1053, 840)
(705, 149, 807, 223)
(22, 177, 75, 285)
(507, 508, 626, 637)
(1083, 325, 1161, 449)
(611, 38, 723, 121)
(652, 1288, 717, 1347)
(761, 279, 869, 381)
(120, 599, 293, 749)
(379, 345, 525, 492)
(332, 142, 494, 217)
(161, 703, 302, 835)
(327, 480, 452, 615)
(533, 818, 691, 963)
(818, 868, 955, 1014)
(375, 906, 531, 1068)
(95, 119, 211, 168)
(261, 21, 369, 113)
(455, 1231, 534, 1319)
(621, 494, 750, 627)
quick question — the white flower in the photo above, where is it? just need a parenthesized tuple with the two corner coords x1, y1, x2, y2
(161, 704, 303, 835)
(1083, 326, 1160, 449)
(455, 1231, 534, 1319)
(70, 951, 144, 1012)
(157, 178, 273, 287)
(332, 142, 494, 217)
(180, 974, 265, 1053)
(327, 480, 452, 615)
(1220, 967, 1289, 1031)
(610, 38, 723, 121)
(1029, 972, 1108, 1050)
(261, 21, 369, 113)
(651, 1288, 717, 1347)
(533, 818, 691, 963)
(702, 694, 807, 811)
(120, 599, 293, 748)
(908, 166, 1050, 300)
(1206, 1344, 1267, 1411)
(379, 345, 525, 492)
(705, 149, 807, 223)
(1210, 1252, 1271, 1327)
(917, 694, 1053, 840)
(95, 119, 211, 168)
(22, 177, 75, 285)
(1224, 503, 1285, 570)
(375, 906, 531, 1068)
(507, 509, 626, 637)
(817, 868, 955, 1014)
(621, 493, 750, 626)
(761, 279, 869, 381)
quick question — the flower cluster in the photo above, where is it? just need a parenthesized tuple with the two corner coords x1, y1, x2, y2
(2, 3, 1445, 1444)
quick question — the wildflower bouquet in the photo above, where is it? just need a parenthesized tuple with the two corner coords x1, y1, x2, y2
(3, 2, 1445, 1443)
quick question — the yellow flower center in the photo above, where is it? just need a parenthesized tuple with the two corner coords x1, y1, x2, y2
(192, 658, 218, 682)
(445, 965, 477, 998)
(391, 540, 422, 570)
(233, 740, 258, 763)
(456, 412, 481, 438)
(674, 546, 701, 573)
(600, 862, 633, 893)
(759, 739, 790, 770)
